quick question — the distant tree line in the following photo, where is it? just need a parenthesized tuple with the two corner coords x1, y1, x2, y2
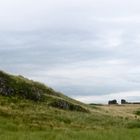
(108, 99, 140, 105)
(108, 99, 118, 105)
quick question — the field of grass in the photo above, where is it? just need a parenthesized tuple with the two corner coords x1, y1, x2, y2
(0, 71, 140, 139)
(1, 128, 140, 140)
(0, 96, 140, 140)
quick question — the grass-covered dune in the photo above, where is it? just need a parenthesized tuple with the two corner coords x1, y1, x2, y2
(0, 71, 140, 140)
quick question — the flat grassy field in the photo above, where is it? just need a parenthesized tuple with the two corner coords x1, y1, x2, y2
(0, 96, 140, 140)
(1, 128, 140, 140)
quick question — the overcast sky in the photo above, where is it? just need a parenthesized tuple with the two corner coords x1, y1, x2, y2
(1, 0, 140, 103)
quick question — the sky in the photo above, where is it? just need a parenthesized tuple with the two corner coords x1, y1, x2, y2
(1, 0, 140, 103)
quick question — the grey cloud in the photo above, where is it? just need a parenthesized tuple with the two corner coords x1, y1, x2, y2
(1, 0, 140, 103)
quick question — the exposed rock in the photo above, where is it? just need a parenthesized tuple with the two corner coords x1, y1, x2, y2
(0, 77, 14, 96)
(49, 99, 89, 112)
(0, 72, 43, 101)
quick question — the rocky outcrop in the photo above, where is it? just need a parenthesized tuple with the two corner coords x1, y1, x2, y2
(49, 99, 89, 112)
(0, 71, 43, 101)
(0, 77, 14, 96)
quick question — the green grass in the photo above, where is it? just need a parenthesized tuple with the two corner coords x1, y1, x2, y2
(135, 110, 140, 116)
(0, 96, 139, 140)
(1, 71, 140, 139)
(1, 128, 140, 140)
(0, 96, 117, 130)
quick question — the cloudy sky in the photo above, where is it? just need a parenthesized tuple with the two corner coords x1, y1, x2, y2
(1, 0, 140, 103)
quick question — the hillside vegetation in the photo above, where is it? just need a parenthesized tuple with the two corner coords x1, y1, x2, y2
(0, 71, 140, 140)
(0, 71, 88, 112)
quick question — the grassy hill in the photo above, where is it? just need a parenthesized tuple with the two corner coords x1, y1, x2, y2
(0, 71, 140, 140)
(0, 71, 88, 112)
